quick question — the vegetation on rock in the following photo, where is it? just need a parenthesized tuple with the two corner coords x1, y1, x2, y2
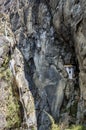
(6, 85, 21, 129)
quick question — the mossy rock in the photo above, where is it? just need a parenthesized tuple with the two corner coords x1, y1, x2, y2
(43, 111, 60, 130)
(43, 111, 86, 130)
(51, 125, 86, 130)
(2, 55, 9, 68)
(6, 101, 21, 128)
(1, 66, 22, 129)
(51, 124, 60, 130)
(6, 85, 22, 129)
(0, 58, 22, 129)
(65, 125, 86, 130)
(0, 68, 12, 81)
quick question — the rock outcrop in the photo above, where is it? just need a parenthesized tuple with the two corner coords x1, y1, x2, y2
(0, 12, 22, 129)
(0, 0, 86, 130)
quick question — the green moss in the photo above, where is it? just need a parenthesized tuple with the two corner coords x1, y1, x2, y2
(43, 111, 86, 130)
(51, 124, 86, 130)
(2, 55, 9, 68)
(0, 53, 12, 81)
(6, 86, 21, 129)
(7, 101, 21, 128)
(66, 125, 86, 130)
(0, 55, 21, 128)
(0, 68, 12, 81)
(51, 125, 86, 130)
(51, 124, 60, 130)
(0, 67, 22, 129)
(43, 111, 60, 130)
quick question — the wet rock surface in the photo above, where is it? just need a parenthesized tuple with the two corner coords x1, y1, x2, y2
(0, 0, 86, 130)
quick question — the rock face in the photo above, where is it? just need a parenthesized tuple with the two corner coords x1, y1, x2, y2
(0, 12, 22, 129)
(0, 0, 86, 130)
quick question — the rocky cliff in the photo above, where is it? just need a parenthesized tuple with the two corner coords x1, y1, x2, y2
(0, 0, 86, 130)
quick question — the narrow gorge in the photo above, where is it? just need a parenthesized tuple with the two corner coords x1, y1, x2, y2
(0, 0, 86, 130)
